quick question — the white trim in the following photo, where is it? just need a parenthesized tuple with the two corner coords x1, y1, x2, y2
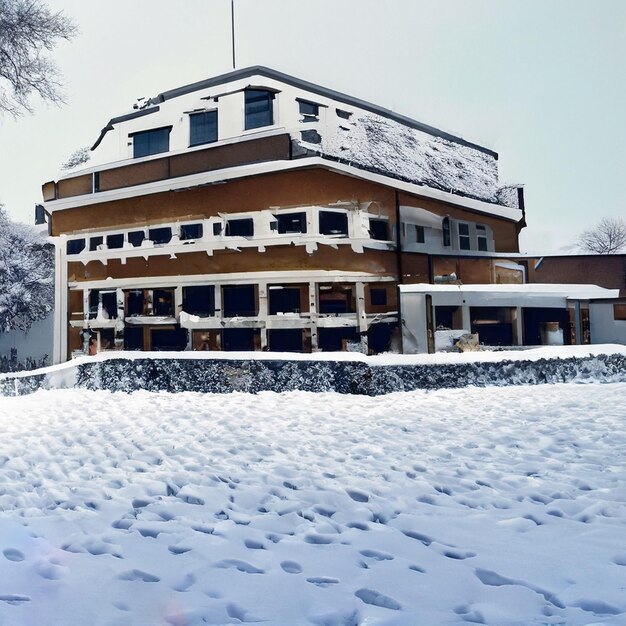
(68, 269, 396, 292)
(44, 157, 523, 223)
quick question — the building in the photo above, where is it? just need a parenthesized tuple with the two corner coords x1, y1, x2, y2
(399, 283, 625, 353)
(40, 66, 527, 363)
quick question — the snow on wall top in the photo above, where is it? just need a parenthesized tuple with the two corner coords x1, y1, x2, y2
(299, 112, 517, 208)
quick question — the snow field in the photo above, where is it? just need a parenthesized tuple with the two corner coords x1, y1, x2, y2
(0, 384, 625, 625)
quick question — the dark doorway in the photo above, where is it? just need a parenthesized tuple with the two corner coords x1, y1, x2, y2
(223, 285, 256, 317)
(318, 327, 358, 351)
(269, 287, 301, 314)
(368, 323, 393, 354)
(522, 308, 570, 346)
(124, 326, 144, 350)
(223, 328, 259, 351)
(470, 307, 514, 346)
(183, 285, 215, 316)
(268, 329, 304, 352)
(150, 327, 188, 351)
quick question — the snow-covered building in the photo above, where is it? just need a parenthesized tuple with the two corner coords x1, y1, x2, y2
(40, 66, 528, 362)
(399, 283, 626, 353)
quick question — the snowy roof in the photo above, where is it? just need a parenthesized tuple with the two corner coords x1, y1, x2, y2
(298, 112, 515, 207)
(399, 283, 620, 300)
(87, 67, 521, 209)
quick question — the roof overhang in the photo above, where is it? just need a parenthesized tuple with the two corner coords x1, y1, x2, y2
(44, 156, 523, 223)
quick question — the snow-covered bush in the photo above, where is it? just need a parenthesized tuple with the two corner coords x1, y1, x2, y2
(0, 206, 54, 332)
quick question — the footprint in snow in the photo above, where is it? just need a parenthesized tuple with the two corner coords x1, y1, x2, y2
(306, 577, 339, 587)
(214, 559, 264, 574)
(359, 549, 394, 561)
(441, 548, 476, 560)
(173, 572, 196, 592)
(346, 489, 369, 503)
(117, 569, 160, 582)
(354, 588, 401, 610)
(35, 561, 65, 580)
(2, 548, 24, 562)
(280, 560, 302, 574)
(0, 594, 30, 604)
(168, 545, 192, 555)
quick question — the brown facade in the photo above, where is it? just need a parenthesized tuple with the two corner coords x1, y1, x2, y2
(527, 255, 626, 296)
(398, 192, 520, 253)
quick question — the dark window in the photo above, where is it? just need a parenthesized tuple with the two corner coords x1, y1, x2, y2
(149, 227, 172, 245)
(180, 223, 203, 241)
(299, 100, 319, 118)
(614, 304, 626, 321)
(183, 285, 215, 316)
(276, 212, 307, 234)
(126, 290, 144, 316)
(67, 238, 85, 255)
(336, 108, 352, 119)
(319, 211, 348, 236)
(106, 233, 124, 249)
(213, 222, 223, 236)
(128, 230, 145, 247)
(369, 219, 389, 241)
(124, 326, 144, 350)
(223, 328, 258, 351)
(318, 327, 358, 351)
(93, 172, 100, 193)
(459, 223, 471, 250)
(132, 127, 171, 158)
(268, 329, 303, 352)
(151, 327, 188, 351)
(269, 287, 301, 314)
(153, 289, 174, 316)
(222, 285, 256, 317)
(101, 292, 117, 319)
(318, 285, 354, 314)
(405, 224, 425, 244)
(477, 224, 488, 251)
(370, 288, 387, 306)
(88, 290, 117, 319)
(300, 129, 321, 144)
(189, 110, 218, 146)
(89, 236, 103, 251)
(226, 218, 254, 237)
(245, 89, 273, 130)
(442, 217, 451, 247)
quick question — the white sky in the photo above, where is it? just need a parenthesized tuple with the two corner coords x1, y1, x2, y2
(0, 0, 624, 254)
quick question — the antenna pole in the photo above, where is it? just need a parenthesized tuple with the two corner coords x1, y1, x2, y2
(231, 0, 236, 70)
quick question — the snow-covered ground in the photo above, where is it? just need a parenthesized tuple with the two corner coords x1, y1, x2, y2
(1, 381, 625, 625)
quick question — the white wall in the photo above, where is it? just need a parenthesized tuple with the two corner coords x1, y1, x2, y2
(589, 303, 626, 345)
(0, 314, 54, 364)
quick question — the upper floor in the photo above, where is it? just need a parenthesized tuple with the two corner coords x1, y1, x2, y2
(42, 67, 524, 214)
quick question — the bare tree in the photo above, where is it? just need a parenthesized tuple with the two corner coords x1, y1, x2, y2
(577, 217, 626, 254)
(0, 0, 76, 115)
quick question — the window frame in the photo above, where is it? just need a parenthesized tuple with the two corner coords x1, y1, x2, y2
(244, 89, 274, 130)
(319, 210, 349, 237)
(189, 110, 218, 147)
(458, 222, 471, 251)
(130, 126, 172, 159)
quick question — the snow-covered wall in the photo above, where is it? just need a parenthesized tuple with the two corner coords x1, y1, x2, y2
(1, 350, 625, 396)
